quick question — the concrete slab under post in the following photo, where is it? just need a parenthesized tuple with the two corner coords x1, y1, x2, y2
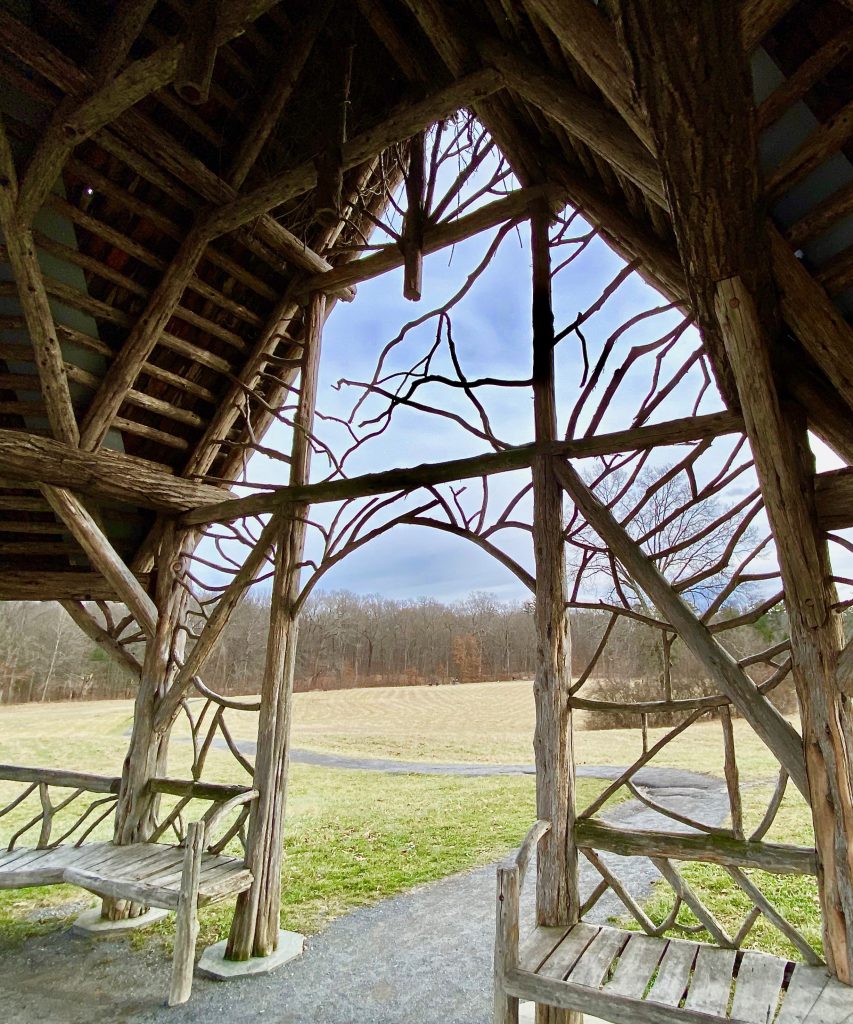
(199, 930, 305, 980)
(73, 905, 169, 935)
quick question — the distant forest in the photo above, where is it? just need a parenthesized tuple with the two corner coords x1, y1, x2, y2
(0, 590, 799, 723)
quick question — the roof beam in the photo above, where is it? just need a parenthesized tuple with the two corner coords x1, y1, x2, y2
(0, 428, 228, 511)
(0, 571, 151, 601)
(16, 0, 282, 221)
(205, 68, 504, 238)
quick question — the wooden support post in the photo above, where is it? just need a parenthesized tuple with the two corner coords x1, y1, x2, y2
(226, 292, 327, 960)
(714, 278, 853, 982)
(106, 522, 191, 921)
(402, 131, 426, 301)
(530, 203, 580, 1024)
(495, 864, 520, 1024)
(168, 820, 205, 1006)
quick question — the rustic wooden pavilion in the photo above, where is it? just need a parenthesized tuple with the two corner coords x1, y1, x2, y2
(0, 0, 852, 1019)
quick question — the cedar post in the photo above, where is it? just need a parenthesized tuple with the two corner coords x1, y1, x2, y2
(104, 520, 191, 920)
(530, 203, 580, 1024)
(226, 292, 326, 959)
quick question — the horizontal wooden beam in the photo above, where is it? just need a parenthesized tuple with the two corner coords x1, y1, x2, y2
(182, 410, 744, 526)
(0, 429, 229, 512)
(300, 184, 562, 295)
(576, 818, 816, 875)
(0, 571, 150, 601)
(0, 763, 121, 793)
(815, 467, 853, 531)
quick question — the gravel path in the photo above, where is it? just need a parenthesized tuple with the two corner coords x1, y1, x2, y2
(0, 761, 729, 1024)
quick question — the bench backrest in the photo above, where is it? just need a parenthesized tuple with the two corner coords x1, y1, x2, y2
(0, 764, 256, 855)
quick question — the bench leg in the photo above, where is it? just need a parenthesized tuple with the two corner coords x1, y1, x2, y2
(495, 982, 519, 1024)
(168, 822, 205, 1006)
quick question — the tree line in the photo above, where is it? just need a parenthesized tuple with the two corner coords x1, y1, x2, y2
(0, 590, 798, 726)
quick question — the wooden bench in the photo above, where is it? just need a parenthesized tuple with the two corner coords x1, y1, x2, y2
(0, 765, 257, 1006)
(495, 822, 852, 1024)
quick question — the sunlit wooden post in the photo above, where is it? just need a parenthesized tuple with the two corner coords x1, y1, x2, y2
(530, 202, 581, 1024)
(226, 291, 326, 959)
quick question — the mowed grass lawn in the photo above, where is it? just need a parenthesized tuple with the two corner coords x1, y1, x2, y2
(0, 682, 818, 960)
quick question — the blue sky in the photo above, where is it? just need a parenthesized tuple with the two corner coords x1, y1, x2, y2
(213, 159, 849, 607)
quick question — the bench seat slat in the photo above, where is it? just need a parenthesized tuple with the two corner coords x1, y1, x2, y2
(605, 933, 667, 999)
(729, 951, 786, 1024)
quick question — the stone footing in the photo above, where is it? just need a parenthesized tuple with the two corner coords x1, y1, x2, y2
(72, 906, 170, 936)
(197, 930, 305, 981)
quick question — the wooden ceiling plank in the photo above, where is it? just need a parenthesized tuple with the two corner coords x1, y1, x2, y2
(227, 0, 334, 189)
(77, 222, 210, 451)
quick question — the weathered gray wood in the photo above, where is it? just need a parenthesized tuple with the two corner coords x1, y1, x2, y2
(507, 963, 734, 1024)
(0, 429, 228, 512)
(775, 963, 830, 1024)
(0, 764, 120, 793)
(529, 205, 579, 1024)
(582, 847, 657, 934)
(519, 927, 571, 975)
(576, 814, 815, 877)
(727, 866, 824, 965)
(183, 410, 742, 526)
(539, 923, 600, 981)
(604, 933, 666, 999)
(60, 600, 143, 680)
(683, 946, 736, 1017)
(227, 292, 326, 962)
(40, 486, 158, 638)
(646, 940, 698, 1007)
(168, 821, 204, 1006)
(729, 951, 786, 1024)
(654, 859, 733, 949)
(149, 778, 254, 802)
(495, 864, 521, 1024)
(566, 927, 628, 989)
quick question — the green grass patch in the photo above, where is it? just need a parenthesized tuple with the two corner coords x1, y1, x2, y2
(0, 764, 615, 951)
(618, 781, 821, 961)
